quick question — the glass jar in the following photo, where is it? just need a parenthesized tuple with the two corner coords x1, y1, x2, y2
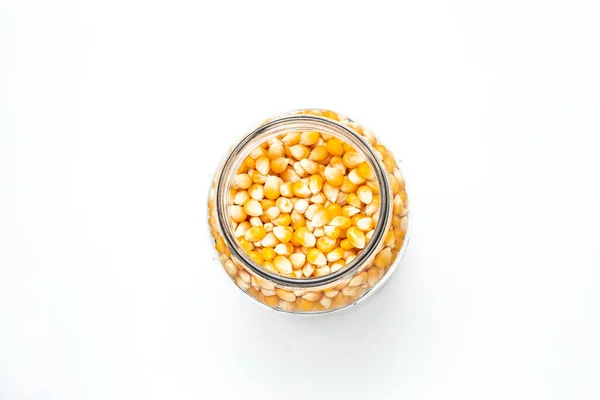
(207, 109, 410, 314)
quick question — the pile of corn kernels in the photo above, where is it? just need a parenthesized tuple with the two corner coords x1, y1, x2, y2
(229, 130, 381, 278)
(208, 109, 408, 313)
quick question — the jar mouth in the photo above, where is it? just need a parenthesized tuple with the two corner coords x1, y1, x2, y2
(215, 114, 392, 289)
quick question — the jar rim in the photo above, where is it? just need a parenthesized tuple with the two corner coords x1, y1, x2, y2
(215, 114, 392, 289)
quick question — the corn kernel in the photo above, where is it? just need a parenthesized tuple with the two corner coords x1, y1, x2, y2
(245, 226, 267, 242)
(255, 156, 270, 175)
(247, 250, 264, 265)
(276, 197, 293, 213)
(273, 226, 293, 243)
(326, 138, 344, 156)
(345, 193, 362, 208)
(316, 236, 336, 253)
(330, 215, 351, 229)
(357, 162, 375, 180)
(356, 217, 374, 231)
(272, 213, 291, 226)
(248, 184, 264, 201)
(300, 131, 320, 146)
(293, 226, 316, 247)
(273, 256, 293, 274)
(347, 226, 366, 249)
(348, 168, 366, 185)
(327, 247, 344, 262)
(230, 205, 247, 222)
(307, 248, 327, 266)
(342, 152, 365, 169)
(324, 167, 344, 187)
(299, 159, 319, 174)
(292, 181, 311, 198)
(281, 132, 301, 146)
(271, 157, 289, 173)
(234, 173, 252, 189)
(357, 185, 373, 204)
(289, 144, 310, 160)
(261, 247, 276, 261)
(289, 252, 306, 269)
(324, 225, 340, 239)
(374, 247, 393, 268)
(340, 238, 353, 250)
(312, 209, 332, 228)
(309, 146, 328, 161)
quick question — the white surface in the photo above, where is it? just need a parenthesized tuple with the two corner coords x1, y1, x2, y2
(1, 1, 599, 399)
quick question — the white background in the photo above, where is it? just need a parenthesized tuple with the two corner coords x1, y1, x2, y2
(1, 1, 599, 399)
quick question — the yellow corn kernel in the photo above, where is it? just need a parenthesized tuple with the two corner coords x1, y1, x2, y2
(292, 181, 311, 198)
(356, 217, 374, 231)
(342, 152, 365, 169)
(273, 226, 293, 243)
(350, 214, 363, 226)
(340, 176, 358, 193)
(357, 185, 373, 204)
(280, 167, 300, 183)
(330, 156, 347, 174)
(234, 221, 251, 238)
(365, 195, 380, 216)
(307, 248, 327, 266)
(299, 159, 319, 174)
(310, 192, 326, 204)
(357, 162, 375, 180)
(340, 238, 353, 250)
(321, 182, 338, 203)
(260, 199, 275, 210)
(261, 176, 280, 200)
(261, 247, 276, 261)
(327, 247, 344, 262)
(270, 157, 289, 174)
(275, 197, 293, 213)
(277, 182, 293, 198)
(293, 161, 307, 177)
(316, 236, 336, 253)
(330, 215, 351, 229)
(291, 211, 306, 229)
(244, 156, 256, 170)
(229, 205, 247, 222)
(374, 247, 393, 268)
(342, 205, 360, 217)
(248, 184, 264, 201)
(247, 250, 264, 266)
(296, 297, 314, 311)
(238, 238, 254, 252)
(384, 230, 396, 248)
(261, 232, 279, 248)
(264, 295, 280, 308)
(345, 193, 362, 208)
(293, 226, 316, 247)
(313, 227, 324, 237)
(281, 132, 301, 146)
(250, 146, 267, 159)
(309, 145, 328, 162)
(399, 189, 408, 205)
(268, 142, 285, 159)
(243, 199, 263, 217)
(348, 168, 366, 185)
(273, 256, 293, 274)
(324, 167, 344, 187)
(300, 131, 320, 146)
(289, 144, 310, 160)
(326, 203, 342, 218)
(234, 173, 252, 189)
(346, 226, 366, 249)
(312, 209, 332, 228)
(234, 190, 250, 206)
(367, 267, 380, 286)
(324, 225, 340, 239)
(251, 170, 267, 184)
(272, 213, 291, 227)
(302, 263, 315, 277)
(326, 138, 344, 156)
(289, 252, 306, 269)
(245, 226, 267, 242)
(294, 199, 309, 214)
(308, 174, 324, 195)
(393, 194, 404, 215)
(255, 156, 270, 175)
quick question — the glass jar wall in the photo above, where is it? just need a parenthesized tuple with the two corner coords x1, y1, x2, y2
(207, 109, 410, 314)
